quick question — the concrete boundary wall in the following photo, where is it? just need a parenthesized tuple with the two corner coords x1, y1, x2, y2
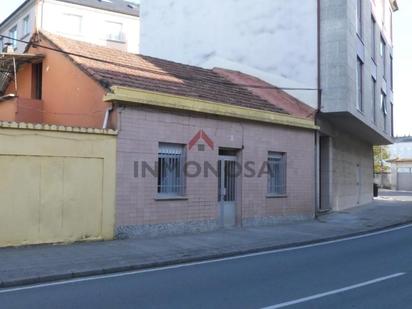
(0, 122, 117, 247)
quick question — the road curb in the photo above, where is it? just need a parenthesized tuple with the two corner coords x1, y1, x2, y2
(1, 219, 412, 289)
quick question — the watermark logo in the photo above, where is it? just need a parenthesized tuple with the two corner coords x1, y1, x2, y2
(133, 129, 275, 178)
(188, 129, 214, 151)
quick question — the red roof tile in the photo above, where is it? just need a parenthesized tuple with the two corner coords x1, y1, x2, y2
(213, 68, 316, 119)
(36, 32, 313, 118)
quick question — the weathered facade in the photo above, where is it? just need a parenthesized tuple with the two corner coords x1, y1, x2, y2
(115, 104, 315, 238)
(0, 33, 317, 241)
(0, 122, 117, 247)
(140, 0, 398, 212)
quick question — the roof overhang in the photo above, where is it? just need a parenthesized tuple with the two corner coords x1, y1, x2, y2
(320, 112, 394, 145)
(104, 86, 318, 131)
(387, 158, 412, 163)
(0, 53, 44, 72)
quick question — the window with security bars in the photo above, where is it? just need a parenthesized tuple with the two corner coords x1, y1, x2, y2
(158, 143, 186, 196)
(267, 152, 287, 196)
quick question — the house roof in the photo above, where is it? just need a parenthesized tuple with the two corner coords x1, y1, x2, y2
(213, 68, 316, 119)
(37, 32, 298, 115)
(387, 158, 412, 163)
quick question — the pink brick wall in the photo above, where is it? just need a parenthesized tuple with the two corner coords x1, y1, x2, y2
(116, 106, 315, 237)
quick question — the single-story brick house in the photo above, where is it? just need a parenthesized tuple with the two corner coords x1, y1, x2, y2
(0, 32, 318, 238)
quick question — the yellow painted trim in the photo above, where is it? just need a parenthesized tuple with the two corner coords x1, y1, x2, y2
(104, 86, 318, 130)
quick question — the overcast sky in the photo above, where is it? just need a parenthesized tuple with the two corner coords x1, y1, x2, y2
(1, 0, 411, 137)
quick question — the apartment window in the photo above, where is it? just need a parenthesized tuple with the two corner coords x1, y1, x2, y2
(356, 0, 362, 38)
(158, 143, 185, 196)
(380, 36, 387, 80)
(32, 63, 43, 100)
(9, 26, 17, 49)
(22, 15, 30, 37)
(381, 91, 387, 132)
(372, 77, 377, 123)
(389, 9, 393, 40)
(0, 38, 3, 52)
(60, 14, 82, 35)
(356, 57, 363, 112)
(390, 102, 394, 137)
(371, 16, 376, 61)
(390, 55, 393, 90)
(105, 21, 124, 41)
(267, 152, 287, 196)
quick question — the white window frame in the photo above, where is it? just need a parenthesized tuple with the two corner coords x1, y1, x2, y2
(372, 77, 377, 124)
(371, 15, 376, 61)
(356, 57, 363, 112)
(22, 15, 30, 37)
(9, 26, 17, 49)
(158, 143, 186, 196)
(105, 21, 124, 42)
(356, 0, 362, 38)
(60, 14, 83, 35)
(267, 152, 287, 196)
(380, 35, 387, 80)
(381, 91, 387, 132)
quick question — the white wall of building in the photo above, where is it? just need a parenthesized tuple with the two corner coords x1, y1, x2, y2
(140, 0, 318, 107)
(40, 0, 140, 53)
(0, 0, 140, 54)
(0, 1, 36, 52)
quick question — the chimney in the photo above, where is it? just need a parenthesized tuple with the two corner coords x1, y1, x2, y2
(2, 43, 15, 54)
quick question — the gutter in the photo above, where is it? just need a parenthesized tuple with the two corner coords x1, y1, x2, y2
(104, 86, 319, 131)
(315, 0, 322, 215)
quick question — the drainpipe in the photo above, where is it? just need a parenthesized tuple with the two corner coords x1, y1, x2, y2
(102, 105, 113, 129)
(315, 0, 322, 216)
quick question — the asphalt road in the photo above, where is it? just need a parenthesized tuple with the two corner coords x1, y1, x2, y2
(1, 224, 412, 309)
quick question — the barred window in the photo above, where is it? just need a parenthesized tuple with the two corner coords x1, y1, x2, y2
(158, 143, 185, 196)
(267, 152, 287, 196)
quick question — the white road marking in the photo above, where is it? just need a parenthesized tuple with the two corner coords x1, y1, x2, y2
(0, 223, 411, 294)
(261, 272, 406, 309)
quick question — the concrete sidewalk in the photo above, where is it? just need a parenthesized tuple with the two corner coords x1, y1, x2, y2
(1, 190, 412, 288)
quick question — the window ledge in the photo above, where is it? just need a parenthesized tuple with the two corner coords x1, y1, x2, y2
(106, 39, 126, 44)
(155, 195, 188, 201)
(356, 32, 364, 44)
(266, 194, 288, 199)
(357, 109, 365, 116)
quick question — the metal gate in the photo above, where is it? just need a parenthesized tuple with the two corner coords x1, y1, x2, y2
(398, 171, 412, 191)
(218, 155, 237, 228)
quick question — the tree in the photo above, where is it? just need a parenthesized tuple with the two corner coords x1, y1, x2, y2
(373, 145, 391, 174)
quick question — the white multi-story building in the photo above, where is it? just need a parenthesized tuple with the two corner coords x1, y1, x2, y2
(0, 0, 140, 53)
(140, 0, 398, 211)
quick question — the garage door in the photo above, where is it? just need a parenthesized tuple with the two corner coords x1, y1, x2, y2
(0, 155, 104, 246)
(398, 170, 412, 191)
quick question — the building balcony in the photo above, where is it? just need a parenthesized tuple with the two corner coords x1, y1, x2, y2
(319, 109, 393, 145)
